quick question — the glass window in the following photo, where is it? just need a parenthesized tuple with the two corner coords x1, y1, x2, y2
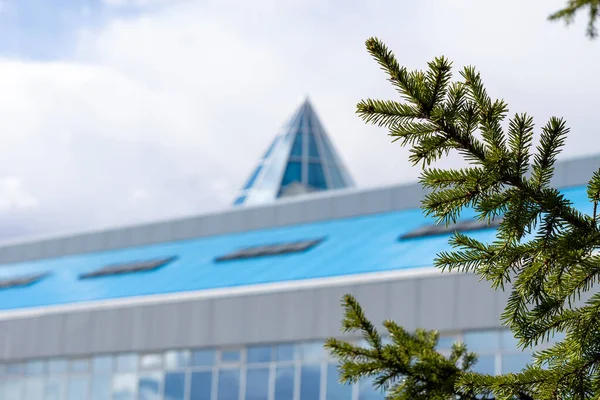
(70, 358, 90, 373)
(164, 372, 186, 400)
(91, 375, 111, 400)
(4, 379, 23, 398)
(298, 341, 324, 362)
(290, 130, 303, 157)
(280, 162, 302, 188)
(220, 350, 241, 364)
(247, 345, 272, 364)
(463, 330, 500, 353)
(7, 363, 23, 374)
(275, 343, 295, 362)
(501, 330, 521, 351)
(326, 363, 351, 399)
(115, 354, 138, 373)
(300, 364, 321, 400)
(358, 376, 385, 400)
(165, 350, 190, 370)
(274, 366, 295, 400)
(263, 138, 278, 159)
(92, 356, 113, 373)
(190, 349, 214, 367)
(24, 377, 44, 399)
(308, 163, 327, 189)
(472, 355, 496, 375)
(245, 367, 269, 400)
(502, 353, 532, 374)
(243, 166, 263, 190)
(138, 372, 162, 400)
(307, 133, 320, 158)
(140, 354, 162, 370)
(217, 368, 240, 400)
(190, 371, 212, 400)
(48, 359, 68, 374)
(44, 377, 67, 400)
(112, 373, 137, 400)
(68, 375, 90, 400)
(437, 335, 458, 351)
(25, 360, 45, 375)
(328, 165, 345, 189)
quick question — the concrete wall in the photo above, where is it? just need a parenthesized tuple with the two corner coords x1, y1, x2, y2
(0, 271, 508, 362)
(0, 154, 597, 266)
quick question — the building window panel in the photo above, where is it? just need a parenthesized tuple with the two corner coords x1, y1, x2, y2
(298, 341, 325, 362)
(3, 379, 23, 399)
(139, 354, 163, 371)
(190, 349, 214, 368)
(463, 330, 501, 353)
(23, 377, 44, 400)
(274, 365, 295, 400)
(247, 345, 273, 364)
(138, 372, 163, 400)
(115, 354, 138, 373)
(217, 368, 241, 400)
(502, 353, 532, 374)
(67, 375, 90, 400)
(190, 371, 212, 400)
(275, 343, 295, 362)
(326, 363, 352, 399)
(47, 359, 68, 374)
(358, 376, 385, 400)
(44, 377, 67, 400)
(300, 364, 321, 400)
(245, 367, 270, 400)
(91, 375, 111, 400)
(472, 355, 496, 375)
(165, 350, 190, 370)
(220, 349, 241, 364)
(164, 372, 186, 400)
(92, 356, 113, 373)
(111, 373, 137, 400)
(25, 360, 45, 375)
(70, 358, 90, 373)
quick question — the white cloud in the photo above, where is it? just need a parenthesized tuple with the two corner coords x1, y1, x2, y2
(0, 0, 597, 239)
(0, 177, 38, 212)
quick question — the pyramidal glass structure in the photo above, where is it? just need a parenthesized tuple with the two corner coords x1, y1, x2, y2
(233, 99, 354, 206)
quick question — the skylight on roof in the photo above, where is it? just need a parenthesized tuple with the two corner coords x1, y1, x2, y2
(215, 238, 325, 262)
(0, 272, 49, 290)
(399, 218, 503, 240)
(79, 257, 177, 279)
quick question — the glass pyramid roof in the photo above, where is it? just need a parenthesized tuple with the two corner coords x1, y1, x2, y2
(233, 98, 354, 206)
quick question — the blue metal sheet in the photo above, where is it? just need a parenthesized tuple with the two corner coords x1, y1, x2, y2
(0, 185, 590, 311)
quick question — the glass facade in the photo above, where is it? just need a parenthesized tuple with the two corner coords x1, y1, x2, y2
(0, 328, 554, 400)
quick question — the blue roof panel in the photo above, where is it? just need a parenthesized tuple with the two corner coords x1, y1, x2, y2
(0, 185, 590, 311)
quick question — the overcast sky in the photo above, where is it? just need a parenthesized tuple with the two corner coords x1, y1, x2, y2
(0, 0, 597, 241)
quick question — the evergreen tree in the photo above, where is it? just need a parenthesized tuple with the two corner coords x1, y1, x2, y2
(325, 38, 600, 399)
(550, 0, 600, 38)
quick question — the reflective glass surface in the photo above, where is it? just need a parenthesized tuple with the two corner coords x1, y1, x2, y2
(307, 133, 320, 158)
(247, 345, 272, 364)
(245, 367, 269, 400)
(300, 364, 321, 400)
(280, 161, 302, 188)
(327, 363, 352, 399)
(274, 365, 295, 400)
(190, 371, 212, 400)
(290, 131, 303, 157)
(138, 372, 162, 400)
(164, 372, 185, 400)
(67, 375, 89, 400)
(217, 369, 240, 400)
(308, 163, 327, 189)
(243, 166, 262, 190)
(0, 329, 535, 400)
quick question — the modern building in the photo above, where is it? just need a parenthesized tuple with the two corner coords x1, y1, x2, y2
(0, 99, 596, 400)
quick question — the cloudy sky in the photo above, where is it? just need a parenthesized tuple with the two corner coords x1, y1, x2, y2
(0, 0, 597, 241)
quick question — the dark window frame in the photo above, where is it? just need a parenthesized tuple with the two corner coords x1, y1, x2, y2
(79, 256, 178, 280)
(399, 217, 503, 240)
(0, 272, 50, 290)
(215, 238, 325, 262)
